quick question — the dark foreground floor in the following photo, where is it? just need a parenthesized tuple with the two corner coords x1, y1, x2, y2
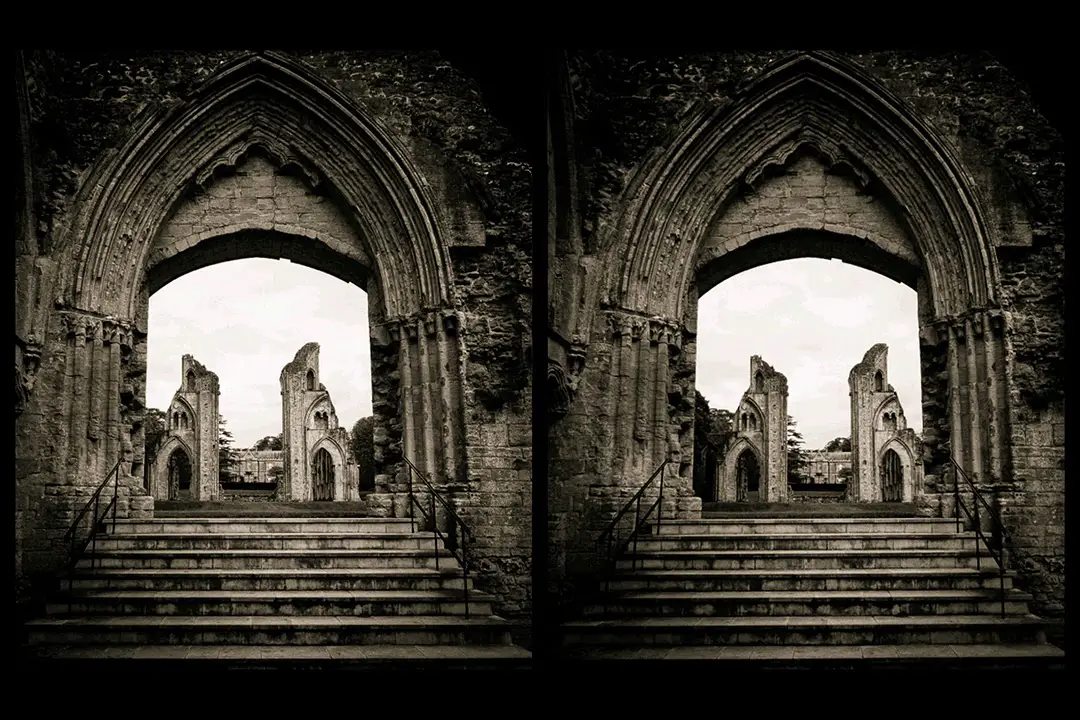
(153, 500, 378, 517)
(702, 502, 921, 518)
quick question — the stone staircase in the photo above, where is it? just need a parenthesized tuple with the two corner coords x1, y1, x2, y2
(560, 516, 1064, 667)
(21, 516, 530, 668)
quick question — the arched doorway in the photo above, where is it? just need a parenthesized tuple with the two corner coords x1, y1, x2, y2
(167, 447, 193, 501)
(881, 449, 903, 502)
(312, 448, 335, 501)
(736, 449, 761, 503)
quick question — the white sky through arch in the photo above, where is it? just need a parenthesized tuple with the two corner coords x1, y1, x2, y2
(147, 258, 372, 448)
(695, 258, 922, 449)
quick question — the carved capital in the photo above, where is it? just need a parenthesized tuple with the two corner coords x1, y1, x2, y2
(102, 318, 121, 345)
(548, 360, 573, 420)
(954, 321, 966, 344)
(404, 322, 419, 341)
(441, 310, 459, 335)
(567, 338, 588, 377)
(423, 312, 437, 338)
(85, 317, 102, 343)
(971, 311, 985, 338)
(987, 309, 1005, 336)
(388, 322, 402, 344)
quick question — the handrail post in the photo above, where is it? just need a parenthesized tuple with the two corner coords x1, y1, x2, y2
(952, 464, 961, 534)
(408, 467, 415, 534)
(462, 528, 470, 619)
(657, 463, 665, 534)
(972, 479, 981, 571)
(431, 491, 438, 571)
(632, 495, 641, 571)
(91, 493, 100, 572)
(111, 467, 119, 532)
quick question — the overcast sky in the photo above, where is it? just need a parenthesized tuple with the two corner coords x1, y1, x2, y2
(148, 259, 372, 448)
(696, 258, 922, 450)
(148, 256, 921, 451)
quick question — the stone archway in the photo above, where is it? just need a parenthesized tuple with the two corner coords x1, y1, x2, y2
(880, 448, 903, 503)
(571, 51, 1008, 518)
(311, 447, 335, 501)
(167, 446, 194, 501)
(735, 448, 762, 503)
(33, 51, 473, 515)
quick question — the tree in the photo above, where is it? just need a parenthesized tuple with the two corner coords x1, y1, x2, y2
(824, 436, 852, 452)
(787, 415, 810, 484)
(218, 416, 239, 483)
(350, 416, 375, 491)
(708, 408, 734, 450)
(838, 465, 854, 484)
(254, 434, 283, 451)
(143, 407, 168, 469)
(142, 407, 169, 488)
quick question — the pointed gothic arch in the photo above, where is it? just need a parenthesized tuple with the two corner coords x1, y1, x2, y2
(58, 51, 454, 322)
(150, 434, 195, 500)
(601, 51, 998, 321)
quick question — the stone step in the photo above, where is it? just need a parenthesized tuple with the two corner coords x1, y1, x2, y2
(603, 568, 1015, 592)
(559, 615, 1051, 647)
(26, 615, 515, 646)
(76, 548, 460, 571)
(93, 533, 444, 551)
(630, 533, 978, 552)
(558, 643, 1064, 667)
(21, 644, 533, 668)
(109, 518, 418, 535)
(653, 518, 961, 535)
(45, 590, 495, 617)
(62, 568, 475, 592)
(581, 589, 1033, 618)
(616, 549, 985, 571)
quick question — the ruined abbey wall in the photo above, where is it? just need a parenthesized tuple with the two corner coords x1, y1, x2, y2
(849, 344, 924, 503)
(149, 354, 220, 501)
(547, 51, 1064, 616)
(16, 51, 531, 619)
(279, 343, 359, 502)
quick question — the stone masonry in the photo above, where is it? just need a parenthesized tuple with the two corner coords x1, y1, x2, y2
(849, 344, 924, 503)
(148, 354, 221, 502)
(719, 356, 789, 503)
(16, 50, 531, 621)
(547, 50, 1065, 619)
(279, 343, 359, 502)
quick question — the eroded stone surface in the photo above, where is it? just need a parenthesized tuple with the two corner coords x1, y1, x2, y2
(547, 50, 1064, 620)
(16, 50, 531, 621)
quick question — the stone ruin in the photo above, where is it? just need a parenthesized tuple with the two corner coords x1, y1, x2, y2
(148, 354, 221, 501)
(719, 356, 790, 503)
(710, 344, 923, 504)
(848, 344, 923, 503)
(279, 343, 360, 502)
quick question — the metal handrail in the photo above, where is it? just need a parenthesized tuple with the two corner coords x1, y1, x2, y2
(402, 456, 475, 618)
(948, 455, 1009, 618)
(63, 458, 123, 606)
(596, 459, 672, 616)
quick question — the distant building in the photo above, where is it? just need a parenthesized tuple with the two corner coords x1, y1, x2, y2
(233, 449, 284, 484)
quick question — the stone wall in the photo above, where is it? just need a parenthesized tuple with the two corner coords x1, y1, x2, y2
(548, 50, 1064, 618)
(16, 50, 531, 620)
